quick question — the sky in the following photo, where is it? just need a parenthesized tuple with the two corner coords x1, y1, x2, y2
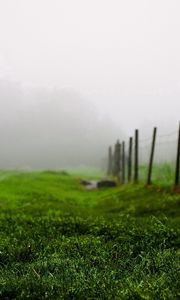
(0, 0, 180, 134)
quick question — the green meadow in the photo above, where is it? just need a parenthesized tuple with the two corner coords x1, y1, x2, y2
(0, 169, 179, 299)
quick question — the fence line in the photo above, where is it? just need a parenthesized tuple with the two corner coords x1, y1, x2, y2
(107, 123, 180, 189)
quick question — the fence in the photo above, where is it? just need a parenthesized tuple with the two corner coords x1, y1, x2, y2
(107, 123, 180, 189)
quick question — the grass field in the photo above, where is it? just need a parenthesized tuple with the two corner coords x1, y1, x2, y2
(0, 169, 179, 299)
(139, 162, 176, 186)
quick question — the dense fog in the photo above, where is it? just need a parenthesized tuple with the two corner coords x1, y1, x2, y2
(0, 80, 123, 169)
(0, 0, 180, 169)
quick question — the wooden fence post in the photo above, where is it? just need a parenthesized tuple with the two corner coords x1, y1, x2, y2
(107, 146, 113, 176)
(128, 137, 133, 182)
(134, 129, 139, 183)
(175, 122, 180, 187)
(147, 127, 157, 185)
(113, 140, 121, 179)
(112, 143, 116, 176)
(122, 141, 125, 184)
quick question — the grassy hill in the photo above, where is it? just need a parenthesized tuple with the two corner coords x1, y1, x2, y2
(0, 170, 179, 299)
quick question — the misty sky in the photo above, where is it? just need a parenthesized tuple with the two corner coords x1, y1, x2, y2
(0, 0, 180, 133)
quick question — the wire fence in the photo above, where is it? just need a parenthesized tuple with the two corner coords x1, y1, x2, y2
(107, 123, 180, 188)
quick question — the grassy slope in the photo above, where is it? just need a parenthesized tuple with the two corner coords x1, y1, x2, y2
(0, 170, 179, 299)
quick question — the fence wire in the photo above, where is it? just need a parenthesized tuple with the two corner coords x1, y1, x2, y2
(138, 130, 178, 162)
(138, 129, 178, 184)
(108, 125, 180, 184)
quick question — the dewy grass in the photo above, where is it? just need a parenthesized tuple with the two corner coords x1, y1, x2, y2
(0, 170, 179, 299)
(139, 162, 176, 186)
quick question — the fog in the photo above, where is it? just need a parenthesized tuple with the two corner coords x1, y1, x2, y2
(0, 80, 123, 168)
(0, 0, 180, 168)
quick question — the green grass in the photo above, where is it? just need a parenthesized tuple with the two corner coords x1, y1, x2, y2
(0, 170, 179, 299)
(139, 162, 176, 186)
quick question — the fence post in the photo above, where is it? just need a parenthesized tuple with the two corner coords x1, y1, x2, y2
(122, 141, 125, 184)
(128, 137, 133, 182)
(147, 127, 157, 185)
(175, 122, 180, 187)
(112, 143, 116, 176)
(107, 146, 113, 176)
(113, 140, 121, 180)
(134, 129, 139, 183)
